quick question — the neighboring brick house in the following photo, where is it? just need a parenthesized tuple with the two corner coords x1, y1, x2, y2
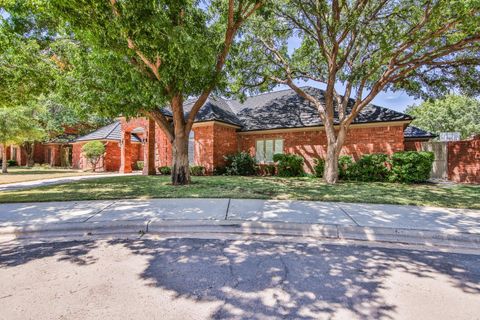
(73, 86, 433, 174)
(0, 134, 77, 167)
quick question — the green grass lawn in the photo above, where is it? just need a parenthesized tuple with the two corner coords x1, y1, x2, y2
(0, 167, 96, 184)
(0, 175, 478, 209)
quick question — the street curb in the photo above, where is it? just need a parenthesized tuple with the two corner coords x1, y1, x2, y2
(0, 220, 148, 237)
(1, 219, 479, 249)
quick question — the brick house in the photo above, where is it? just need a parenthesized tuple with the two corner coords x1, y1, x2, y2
(0, 132, 77, 168)
(72, 87, 433, 174)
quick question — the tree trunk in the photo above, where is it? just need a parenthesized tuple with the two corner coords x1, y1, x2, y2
(323, 125, 347, 184)
(324, 143, 340, 184)
(171, 133, 190, 185)
(1, 144, 7, 174)
(23, 142, 35, 167)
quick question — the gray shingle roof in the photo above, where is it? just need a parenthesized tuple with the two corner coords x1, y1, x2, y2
(75, 121, 141, 143)
(404, 126, 437, 139)
(227, 87, 412, 131)
(80, 87, 413, 140)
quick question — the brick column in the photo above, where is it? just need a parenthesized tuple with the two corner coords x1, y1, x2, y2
(120, 131, 132, 174)
(143, 118, 156, 175)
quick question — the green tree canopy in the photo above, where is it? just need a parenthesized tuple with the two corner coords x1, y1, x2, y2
(0, 106, 45, 172)
(38, 0, 266, 184)
(407, 95, 480, 139)
(230, 0, 480, 183)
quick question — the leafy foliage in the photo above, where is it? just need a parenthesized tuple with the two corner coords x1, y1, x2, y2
(272, 153, 304, 177)
(190, 165, 206, 176)
(338, 156, 354, 180)
(348, 154, 391, 182)
(224, 152, 258, 176)
(406, 95, 480, 139)
(230, 0, 480, 183)
(81, 141, 105, 172)
(314, 158, 325, 178)
(135, 161, 144, 170)
(389, 151, 435, 183)
(158, 166, 172, 175)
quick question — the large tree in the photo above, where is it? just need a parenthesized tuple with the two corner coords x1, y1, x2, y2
(406, 95, 480, 139)
(231, 0, 480, 183)
(1, 4, 111, 167)
(46, 0, 266, 185)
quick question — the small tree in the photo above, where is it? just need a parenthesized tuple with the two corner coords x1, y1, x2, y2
(81, 141, 105, 172)
(0, 107, 44, 173)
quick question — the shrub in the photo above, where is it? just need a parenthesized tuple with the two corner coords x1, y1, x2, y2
(158, 166, 171, 175)
(389, 151, 434, 183)
(190, 165, 206, 176)
(263, 164, 276, 176)
(213, 166, 227, 176)
(135, 161, 144, 170)
(224, 152, 258, 176)
(338, 155, 354, 180)
(349, 153, 390, 182)
(273, 153, 304, 177)
(81, 141, 105, 172)
(314, 158, 325, 178)
(7, 159, 17, 167)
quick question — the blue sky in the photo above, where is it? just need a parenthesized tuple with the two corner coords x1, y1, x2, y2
(272, 81, 421, 113)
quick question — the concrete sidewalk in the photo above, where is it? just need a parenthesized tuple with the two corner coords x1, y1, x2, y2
(1, 199, 479, 248)
(0, 172, 140, 192)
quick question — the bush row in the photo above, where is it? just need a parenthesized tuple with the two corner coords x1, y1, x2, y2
(315, 151, 434, 183)
(218, 152, 305, 177)
(157, 165, 206, 176)
(155, 150, 433, 183)
(0, 159, 18, 167)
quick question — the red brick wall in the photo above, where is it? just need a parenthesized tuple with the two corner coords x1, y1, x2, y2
(193, 124, 214, 172)
(121, 117, 172, 169)
(239, 124, 405, 172)
(72, 141, 123, 172)
(448, 135, 480, 184)
(191, 123, 238, 173)
(404, 140, 424, 151)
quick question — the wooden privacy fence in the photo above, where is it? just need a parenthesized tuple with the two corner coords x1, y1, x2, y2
(418, 141, 448, 179)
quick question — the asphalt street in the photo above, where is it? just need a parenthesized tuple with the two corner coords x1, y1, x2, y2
(1, 237, 479, 320)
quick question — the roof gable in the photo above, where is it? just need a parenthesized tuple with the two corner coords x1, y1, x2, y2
(75, 121, 141, 143)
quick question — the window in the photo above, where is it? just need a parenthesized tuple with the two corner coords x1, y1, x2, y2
(11, 147, 17, 161)
(188, 131, 195, 165)
(256, 139, 283, 163)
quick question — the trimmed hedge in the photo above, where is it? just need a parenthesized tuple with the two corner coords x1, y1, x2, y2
(349, 154, 390, 182)
(190, 165, 206, 176)
(158, 166, 171, 175)
(224, 152, 258, 176)
(314, 158, 325, 178)
(335, 151, 434, 183)
(389, 151, 434, 183)
(273, 153, 304, 177)
(135, 161, 144, 170)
